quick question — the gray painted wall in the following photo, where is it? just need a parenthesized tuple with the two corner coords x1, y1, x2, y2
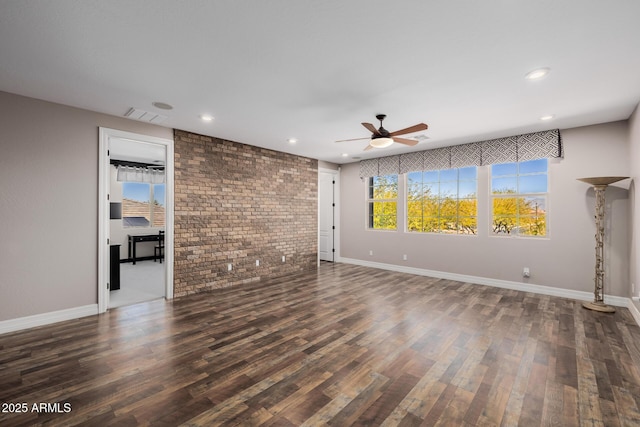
(0, 91, 173, 321)
(339, 121, 631, 297)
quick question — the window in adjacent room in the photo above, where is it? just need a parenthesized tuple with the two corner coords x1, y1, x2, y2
(122, 183, 166, 228)
(491, 158, 548, 236)
(367, 175, 398, 230)
(407, 167, 478, 234)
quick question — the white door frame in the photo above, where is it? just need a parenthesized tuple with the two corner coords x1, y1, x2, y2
(98, 127, 175, 313)
(318, 167, 340, 264)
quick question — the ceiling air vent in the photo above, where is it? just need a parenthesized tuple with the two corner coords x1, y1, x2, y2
(124, 108, 168, 124)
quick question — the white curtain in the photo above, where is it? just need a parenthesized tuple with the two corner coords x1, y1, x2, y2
(117, 166, 165, 183)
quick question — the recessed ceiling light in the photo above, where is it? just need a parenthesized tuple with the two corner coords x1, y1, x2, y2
(540, 114, 555, 121)
(152, 102, 173, 110)
(525, 67, 550, 80)
(287, 138, 297, 144)
(200, 114, 214, 122)
(341, 153, 349, 157)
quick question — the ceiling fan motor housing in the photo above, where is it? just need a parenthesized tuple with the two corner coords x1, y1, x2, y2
(374, 114, 389, 137)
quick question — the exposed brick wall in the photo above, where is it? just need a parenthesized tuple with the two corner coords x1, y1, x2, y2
(173, 129, 318, 297)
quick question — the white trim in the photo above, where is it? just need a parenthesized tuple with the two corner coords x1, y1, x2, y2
(340, 257, 632, 309)
(99, 129, 109, 313)
(99, 128, 175, 313)
(0, 305, 98, 335)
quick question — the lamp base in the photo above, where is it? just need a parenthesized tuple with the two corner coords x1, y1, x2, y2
(582, 301, 616, 313)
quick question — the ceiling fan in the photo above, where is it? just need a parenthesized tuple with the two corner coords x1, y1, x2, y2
(336, 114, 428, 150)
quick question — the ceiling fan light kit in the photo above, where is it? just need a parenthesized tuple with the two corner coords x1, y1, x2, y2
(336, 114, 428, 150)
(370, 137, 394, 148)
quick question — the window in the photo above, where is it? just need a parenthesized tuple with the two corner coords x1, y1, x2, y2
(407, 167, 477, 234)
(122, 182, 166, 228)
(367, 175, 397, 230)
(491, 158, 547, 236)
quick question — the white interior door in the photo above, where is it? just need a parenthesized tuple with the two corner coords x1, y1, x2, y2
(319, 171, 335, 262)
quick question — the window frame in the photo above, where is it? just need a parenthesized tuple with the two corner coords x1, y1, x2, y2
(122, 182, 166, 228)
(366, 174, 398, 231)
(405, 166, 478, 235)
(490, 158, 549, 238)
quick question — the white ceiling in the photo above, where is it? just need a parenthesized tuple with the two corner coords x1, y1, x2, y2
(1, 1, 639, 164)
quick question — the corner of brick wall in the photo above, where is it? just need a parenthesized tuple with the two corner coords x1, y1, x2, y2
(173, 129, 318, 297)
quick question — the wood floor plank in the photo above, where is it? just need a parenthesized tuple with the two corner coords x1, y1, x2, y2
(1, 263, 640, 426)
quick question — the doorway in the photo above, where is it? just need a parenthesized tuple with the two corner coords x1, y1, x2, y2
(319, 168, 340, 262)
(98, 128, 174, 313)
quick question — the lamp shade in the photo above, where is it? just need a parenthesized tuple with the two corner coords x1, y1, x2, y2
(577, 176, 628, 186)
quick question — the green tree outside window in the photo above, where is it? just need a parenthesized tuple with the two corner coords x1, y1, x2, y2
(407, 167, 477, 234)
(491, 159, 548, 237)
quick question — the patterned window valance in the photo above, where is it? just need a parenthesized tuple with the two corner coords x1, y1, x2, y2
(400, 151, 424, 174)
(424, 147, 451, 171)
(378, 155, 400, 176)
(359, 129, 561, 178)
(359, 159, 379, 178)
(481, 137, 517, 165)
(451, 142, 481, 168)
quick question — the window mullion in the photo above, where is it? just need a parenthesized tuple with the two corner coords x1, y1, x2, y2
(149, 184, 155, 227)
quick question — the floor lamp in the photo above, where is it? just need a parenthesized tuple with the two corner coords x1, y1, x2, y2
(577, 176, 628, 313)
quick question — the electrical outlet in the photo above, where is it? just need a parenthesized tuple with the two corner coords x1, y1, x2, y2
(256, 260, 260, 266)
(403, 254, 407, 261)
(369, 250, 373, 256)
(523, 267, 530, 278)
(227, 263, 232, 271)
(282, 256, 286, 263)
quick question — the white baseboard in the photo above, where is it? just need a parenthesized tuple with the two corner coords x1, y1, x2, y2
(0, 304, 99, 335)
(339, 258, 638, 325)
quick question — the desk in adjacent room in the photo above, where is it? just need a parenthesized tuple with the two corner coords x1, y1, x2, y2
(128, 234, 161, 265)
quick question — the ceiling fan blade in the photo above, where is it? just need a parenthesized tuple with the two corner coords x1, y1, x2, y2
(389, 123, 428, 136)
(363, 144, 374, 151)
(392, 137, 419, 146)
(362, 122, 381, 136)
(335, 137, 371, 142)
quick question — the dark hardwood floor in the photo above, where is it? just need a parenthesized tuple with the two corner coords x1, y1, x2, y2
(1, 263, 640, 426)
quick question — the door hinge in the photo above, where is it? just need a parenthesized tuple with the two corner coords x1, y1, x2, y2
(332, 203, 335, 207)
(107, 193, 110, 200)
(332, 226, 335, 230)
(107, 238, 110, 245)
(107, 282, 110, 290)
(332, 248, 335, 252)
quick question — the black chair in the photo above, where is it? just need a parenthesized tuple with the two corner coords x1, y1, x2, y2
(154, 230, 165, 263)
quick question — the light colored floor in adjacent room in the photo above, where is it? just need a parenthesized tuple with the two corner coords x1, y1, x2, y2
(109, 260, 165, 308)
